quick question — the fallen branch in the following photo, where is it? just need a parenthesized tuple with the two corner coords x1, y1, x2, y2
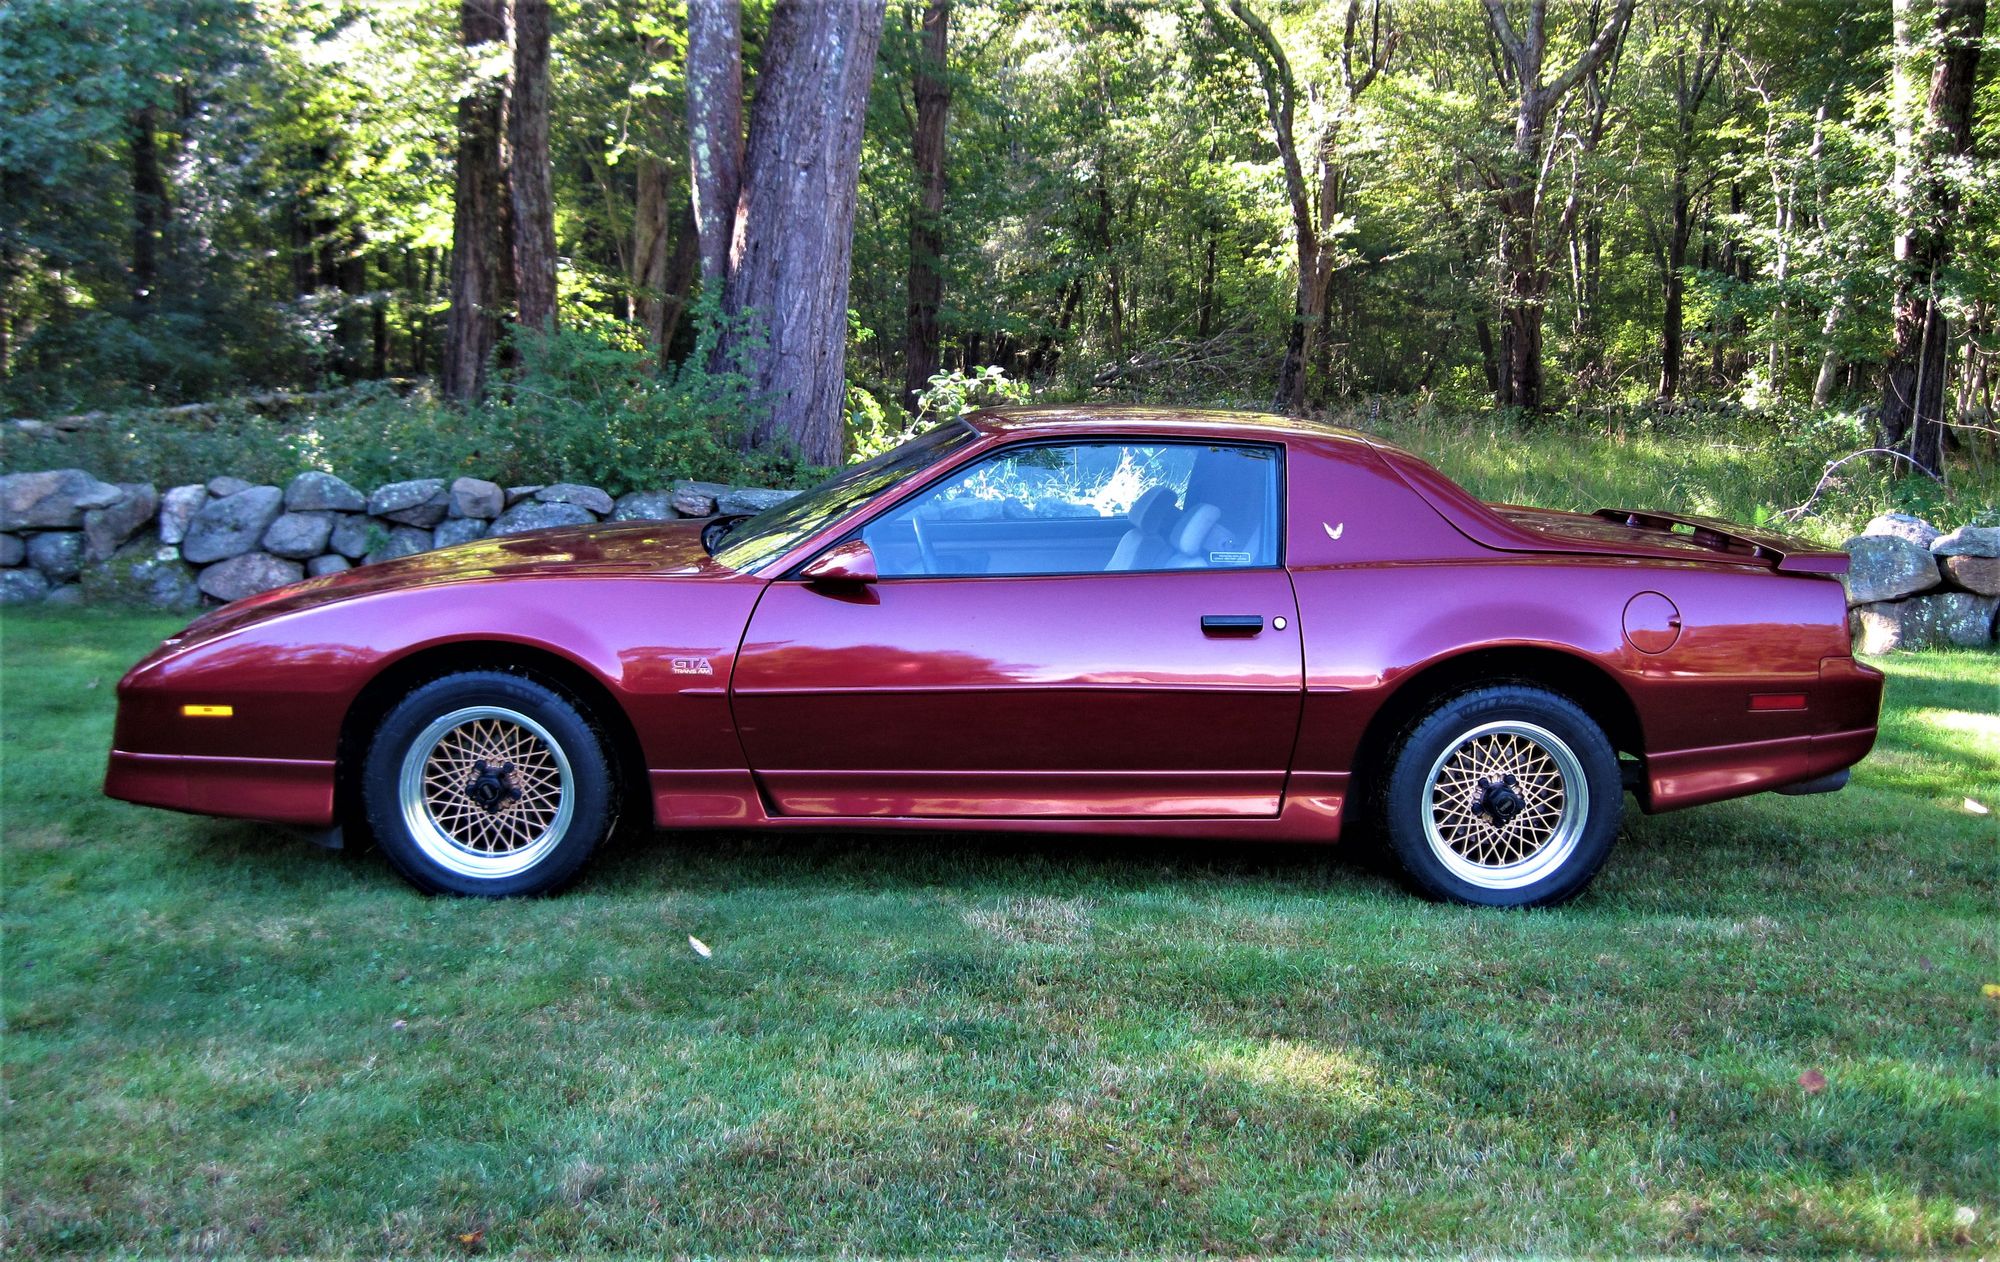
(1777, 447, 1944, 524)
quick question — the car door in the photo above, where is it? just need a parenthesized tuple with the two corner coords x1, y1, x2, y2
(730, 439, 1304, 819)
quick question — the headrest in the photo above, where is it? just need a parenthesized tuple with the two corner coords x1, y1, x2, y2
(1128, 485, 1179, 534)
(1174, 502, 1221, 555)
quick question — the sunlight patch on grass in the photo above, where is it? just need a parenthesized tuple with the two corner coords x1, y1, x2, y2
(1191, 1038, 1414, 1112)
(1907, 705, 2000, 750)
(962, 895, 1096, 946)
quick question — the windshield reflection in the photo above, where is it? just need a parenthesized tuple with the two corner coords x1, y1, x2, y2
(712, 421, 977, 573)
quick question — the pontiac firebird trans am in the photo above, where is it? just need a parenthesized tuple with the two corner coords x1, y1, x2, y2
(106, 407, 1883, 906)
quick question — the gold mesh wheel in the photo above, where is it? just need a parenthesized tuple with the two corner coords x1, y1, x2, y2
(1421, 719, 1588, 891)
(397, 705, 574, 879)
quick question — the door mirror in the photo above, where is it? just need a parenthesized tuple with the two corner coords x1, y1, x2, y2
(799, 538, 878, 584)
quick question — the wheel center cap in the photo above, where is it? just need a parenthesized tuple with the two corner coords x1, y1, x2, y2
(465, 760, 519, 814)
(1477, 776, 1525, 824)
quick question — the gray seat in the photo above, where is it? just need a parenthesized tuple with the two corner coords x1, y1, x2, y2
(1105, 485, 1181, 571)
(1164, 501, 1223, 568)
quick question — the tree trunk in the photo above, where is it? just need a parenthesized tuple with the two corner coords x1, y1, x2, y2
(690, 0, 888, 463)
(336, 232, 368, 379)
(1657, 172, 1692, 400)
(1495, 193, 1548, 411)
(901, 0, 951, 411)
(1197, 225, 1217, 341)
(686, 0, 744, 290)
(1811, 298, 1845, 406)
(1476, 315, 1500, 394)
(442, 0, 514, 401)
(1958, 303, 1991, 424)
(633, 156, 702, 362)
(1027, 278, 1082, 378)
(130, 105, 166, 310)
(510, 0, 557, 332)
(662, 218, 699, 355)
(1879, 0, 1985, 475)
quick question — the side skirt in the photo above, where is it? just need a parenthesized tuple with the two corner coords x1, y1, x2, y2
(647, 768, 1349, 842)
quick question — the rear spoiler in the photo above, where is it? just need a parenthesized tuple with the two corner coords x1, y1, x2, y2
(1594, 509, 1849, 574)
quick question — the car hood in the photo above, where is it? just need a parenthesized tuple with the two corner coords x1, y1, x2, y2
(172, 518, 738, 647)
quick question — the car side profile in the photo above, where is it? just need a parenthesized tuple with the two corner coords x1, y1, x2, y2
(105, 407, 1883, 906)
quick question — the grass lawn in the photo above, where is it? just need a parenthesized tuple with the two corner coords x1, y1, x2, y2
(2, 608, 1995, 1256)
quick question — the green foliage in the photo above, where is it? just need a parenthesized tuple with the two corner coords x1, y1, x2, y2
(917, 365, 1030, 422)
(299, 303, 775, 494)
(4, 0, 1998, 483)
(1, 302, 781, 494)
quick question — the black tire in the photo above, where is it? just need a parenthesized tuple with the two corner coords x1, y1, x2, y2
(361, 671, 617, 896)
(1378, 684, 1622, 908)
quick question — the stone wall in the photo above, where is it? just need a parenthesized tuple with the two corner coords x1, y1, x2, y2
(3, 468, 1994, 658)
(0, 469, 798, 610)
(1842, 513, 2000, 653)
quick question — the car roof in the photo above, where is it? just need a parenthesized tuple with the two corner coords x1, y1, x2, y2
(964, 405, 1386, 452)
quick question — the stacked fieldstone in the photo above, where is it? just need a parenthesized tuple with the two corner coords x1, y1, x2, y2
(1843, 513, 2000, 654)
(0, 468, 798, 610)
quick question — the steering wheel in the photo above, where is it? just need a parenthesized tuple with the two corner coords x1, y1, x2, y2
(910, 513, 941, 575)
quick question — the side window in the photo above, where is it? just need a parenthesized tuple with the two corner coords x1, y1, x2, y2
(861, 441, 1279, 577)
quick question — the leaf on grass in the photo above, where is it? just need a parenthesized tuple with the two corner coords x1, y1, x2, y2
(457, 1228, 485, 1251)
(391, 1019, 407, 1031)
(1798, 1068, 1827, 1094)
(688, 935, 712, 959)
(1964, 797, 1990, 815)
(1982, 983, 2000, 999)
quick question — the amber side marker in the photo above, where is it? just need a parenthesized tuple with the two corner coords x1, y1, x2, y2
(1748, 693, 1807, 712)
(181, 704, 234, 718)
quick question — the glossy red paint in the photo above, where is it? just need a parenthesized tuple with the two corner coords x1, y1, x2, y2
(106, 405, 1883, 851)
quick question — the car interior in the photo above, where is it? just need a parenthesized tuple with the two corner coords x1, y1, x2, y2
(860, 441, 1279, 577)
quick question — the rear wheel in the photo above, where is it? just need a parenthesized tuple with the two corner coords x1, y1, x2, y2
(1379, 685, 1621, 907)
(361, 671, 616, 896)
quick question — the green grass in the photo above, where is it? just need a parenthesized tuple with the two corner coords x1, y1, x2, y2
(3, 608, 1996, 1256)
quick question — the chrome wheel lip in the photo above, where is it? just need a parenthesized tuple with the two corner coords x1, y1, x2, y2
(1421, 719, 1588, 891)
(397, 705, 574, 880)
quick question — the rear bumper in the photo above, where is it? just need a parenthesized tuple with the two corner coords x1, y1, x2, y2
(1640, 653, 1883, 813)
(1641, 726, 1877, 813)
(104, 750, 336, 827)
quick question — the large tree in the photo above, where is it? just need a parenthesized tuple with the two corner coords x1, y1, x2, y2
(1879, 0, 1986, 474)
(442, 0, 514, 401)
(688, 0, 887, 464)
(1481, 0, 1633, 412)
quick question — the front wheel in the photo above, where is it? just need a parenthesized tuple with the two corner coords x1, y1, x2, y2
(361, 671, 617, 896)
(1379, 685, 1622, 908)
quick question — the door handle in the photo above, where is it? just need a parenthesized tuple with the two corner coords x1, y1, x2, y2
(1200, 614, 1264, 634)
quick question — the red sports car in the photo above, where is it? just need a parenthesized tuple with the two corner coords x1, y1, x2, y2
(106, 407, 1881, 906)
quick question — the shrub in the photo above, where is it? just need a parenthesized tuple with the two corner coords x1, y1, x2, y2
(1, 301, 783, 495)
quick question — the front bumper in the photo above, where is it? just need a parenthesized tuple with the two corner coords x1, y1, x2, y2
(104, 750, 337, 826)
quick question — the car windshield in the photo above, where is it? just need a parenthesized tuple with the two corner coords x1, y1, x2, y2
(712, 420, 979, 573)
